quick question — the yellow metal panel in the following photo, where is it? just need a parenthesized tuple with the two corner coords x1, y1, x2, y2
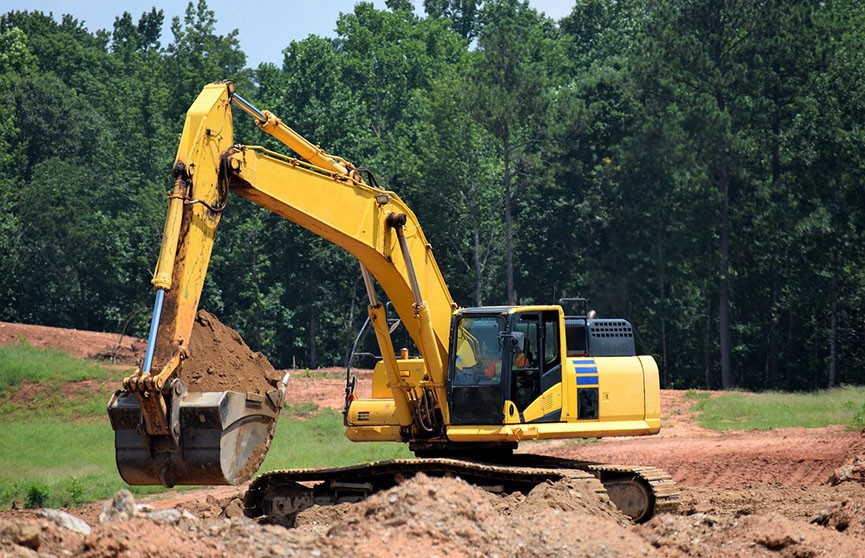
(505, 305, 549, 314)
(522, 383, 562, 423)
(446, 420, 658, 443)
(503, 400, 520, 424)
(371, 359, 426, 399)
(562, 352, 579, 420)
(596, 357, 647, 423)
(345, 426, 403, 442)
(639, 355, 661, 429)
(346, 398, 401, 426)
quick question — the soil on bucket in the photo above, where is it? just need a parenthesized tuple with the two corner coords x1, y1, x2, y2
(179, 310, 282, 395)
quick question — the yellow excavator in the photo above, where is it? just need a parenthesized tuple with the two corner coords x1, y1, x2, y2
(108, 81, 678, 523)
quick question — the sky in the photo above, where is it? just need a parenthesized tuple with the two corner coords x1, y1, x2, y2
(1, 0, 575, 68)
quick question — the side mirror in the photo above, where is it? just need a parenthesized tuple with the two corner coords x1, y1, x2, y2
(511, 331, 525, 348)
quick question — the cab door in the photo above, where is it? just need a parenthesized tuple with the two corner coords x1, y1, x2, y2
(447, 315, 505, 425)
(510, 310, 563, 423)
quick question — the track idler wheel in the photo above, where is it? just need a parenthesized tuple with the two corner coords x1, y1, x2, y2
(602, 477, 655, 523)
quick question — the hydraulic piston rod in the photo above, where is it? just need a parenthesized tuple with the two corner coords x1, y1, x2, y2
(231, 93, 356, 179)
(141, 289, 165, 374)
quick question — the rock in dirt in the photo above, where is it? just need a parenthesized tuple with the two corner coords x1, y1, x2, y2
(145, 509, 182, 526)
(179, 310, 282, 395)
(0, 520, 41, 550)
(36, 509, 91, 534)
(221, 497, 245, 519)
(99, 489, 137, 524)
(831, 454, 865, 485)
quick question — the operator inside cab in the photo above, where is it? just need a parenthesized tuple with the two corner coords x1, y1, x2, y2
(512, 331, 529, 368)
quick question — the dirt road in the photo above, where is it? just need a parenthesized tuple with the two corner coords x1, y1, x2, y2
(2, 321, 865, 556)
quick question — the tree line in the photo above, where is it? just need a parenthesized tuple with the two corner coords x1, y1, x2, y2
(1, 0, 863, 391)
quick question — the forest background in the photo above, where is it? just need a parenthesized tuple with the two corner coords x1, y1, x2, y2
(1, 0, 863, 391)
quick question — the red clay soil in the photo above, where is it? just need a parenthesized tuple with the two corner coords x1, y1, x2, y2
(540, 390, 865, 489)
(0, 321, 146, 364)
(179, 310, 282, 395)
(3, 322, 865, 557)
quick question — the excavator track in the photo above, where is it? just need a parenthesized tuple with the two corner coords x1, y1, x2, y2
(583, 462, 680, 518)
(498, 454, 680, 522)
(243, 456, 678, 525)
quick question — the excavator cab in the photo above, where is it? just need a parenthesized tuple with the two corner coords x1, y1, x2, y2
(444, 303, 653, 434)
(447, 307, 563, 426)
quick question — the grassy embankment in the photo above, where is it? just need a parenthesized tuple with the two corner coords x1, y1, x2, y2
(683, 387, 865, 430)
(0, 342, 409, 510)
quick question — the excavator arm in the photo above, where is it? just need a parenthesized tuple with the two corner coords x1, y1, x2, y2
(109, 81, 457, 486)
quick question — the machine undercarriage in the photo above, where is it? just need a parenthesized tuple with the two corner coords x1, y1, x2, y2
(244, 456, 679, 524)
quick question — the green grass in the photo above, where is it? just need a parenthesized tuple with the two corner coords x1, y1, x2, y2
(0, 418, 163, 508)
(0, 342, 129, 421)
(692, 386, 865, 430)
(0, 342, 117, 392)
(0, 343, 153, 507)
(0, 383, 119, 421)
(261, 405, 412, 471)
(0, 343, 410, 507)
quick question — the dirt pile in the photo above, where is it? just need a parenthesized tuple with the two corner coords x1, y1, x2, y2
(0, 476, 649, 558)
(180, 310, 282, 394)
(5, 469, 865, 557)
(495, 476, 628, 524)
(637, 511, 864, 557)
(1, 490, 306, 558)
(301, 473, 651, 558)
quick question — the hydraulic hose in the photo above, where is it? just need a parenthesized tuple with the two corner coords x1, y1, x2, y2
(142, 288, 165, 374)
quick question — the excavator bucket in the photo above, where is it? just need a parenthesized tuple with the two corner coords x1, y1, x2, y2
(107, 381, 285, 487)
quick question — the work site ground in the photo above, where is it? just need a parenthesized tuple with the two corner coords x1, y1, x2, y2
(2, 321, 865, 557)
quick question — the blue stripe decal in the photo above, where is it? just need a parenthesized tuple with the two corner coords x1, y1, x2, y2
(576, 375, 599, 386)
(572, 358, 597, 373)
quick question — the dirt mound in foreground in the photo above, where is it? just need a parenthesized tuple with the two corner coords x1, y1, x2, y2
(637, 511, 863, 557)
(5, 470, 865, 557)
(0, 475, 650, 558)
(180, 310, 281, 394)
(307, 473, 650, 558)
(495, 476, 628, 525)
